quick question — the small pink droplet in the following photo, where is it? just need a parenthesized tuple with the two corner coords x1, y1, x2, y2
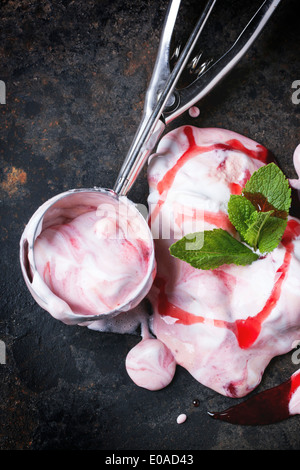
(176, 413, 187, 424)
(188, 106, 200, 118)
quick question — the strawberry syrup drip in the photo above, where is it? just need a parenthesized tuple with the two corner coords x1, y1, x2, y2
(232, 235, 293, 349)
(208, 223, 300, 424)
(208, 370, 300, 426)
(228, 182, 243, 195)
(156, 128, 269, 198)
(174, 208, 235, 233)
(231, 219, 300, 348)
(148, 127, 269, 228)
(155, 219, 300, 349)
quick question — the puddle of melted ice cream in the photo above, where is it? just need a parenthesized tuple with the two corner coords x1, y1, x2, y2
(142, 126, 300, 402)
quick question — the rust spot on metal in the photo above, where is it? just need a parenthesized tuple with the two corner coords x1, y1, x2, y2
(1, 166, 27, 196)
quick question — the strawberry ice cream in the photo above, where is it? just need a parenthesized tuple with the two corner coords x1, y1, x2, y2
(20, 189, 156, 325)
(145, 125, 300, 399)
(125, 336, 176, 391)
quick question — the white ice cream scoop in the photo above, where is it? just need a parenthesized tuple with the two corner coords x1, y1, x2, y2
(20, 188, 156, 324)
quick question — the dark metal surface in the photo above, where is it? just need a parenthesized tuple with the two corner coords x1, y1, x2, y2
(1, 0, 300, 450)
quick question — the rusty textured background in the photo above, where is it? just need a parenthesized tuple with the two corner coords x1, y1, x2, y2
(1, 0, 300, 450)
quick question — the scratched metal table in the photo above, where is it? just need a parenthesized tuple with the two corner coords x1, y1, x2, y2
(1, 0, 300, 451)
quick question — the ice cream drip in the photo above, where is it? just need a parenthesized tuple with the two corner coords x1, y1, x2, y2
(125, 321, 177, 391)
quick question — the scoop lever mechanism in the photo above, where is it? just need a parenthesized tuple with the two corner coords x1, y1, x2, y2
(113, 0, 281, 197)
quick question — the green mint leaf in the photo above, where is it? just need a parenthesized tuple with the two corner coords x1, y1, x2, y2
(169, 163, 290, 271)
(169, 228, 259, 270)
(227, 195, 257, 240)
(252, 216, 288, 253)
(243, 162, 291, 215)
(243, 210, 274, 251)
(228, 163, 291, 254)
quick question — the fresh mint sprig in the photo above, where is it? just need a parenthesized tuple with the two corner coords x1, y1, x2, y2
(170, 229, 259, 270)
(228, 162, 291, 252)
(169, 163, 291, 270)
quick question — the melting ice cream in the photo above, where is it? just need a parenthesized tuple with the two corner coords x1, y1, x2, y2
(20, 126, 300, 425)
(145, 126, 300, 399)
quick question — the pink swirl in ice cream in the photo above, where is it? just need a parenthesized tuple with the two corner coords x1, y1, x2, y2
(35, 211, 150, 316)
(125, 337, 176, 391)
(21, 189, 155, 324)
(145, 125, 300, 399)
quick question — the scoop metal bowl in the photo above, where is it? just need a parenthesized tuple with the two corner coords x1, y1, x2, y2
(20, 188, 156, 324)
